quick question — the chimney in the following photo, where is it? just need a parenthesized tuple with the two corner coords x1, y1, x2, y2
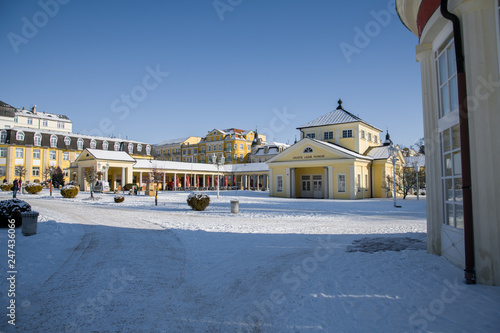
(32, 105, 37, 114)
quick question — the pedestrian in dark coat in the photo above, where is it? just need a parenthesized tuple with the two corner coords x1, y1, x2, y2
(12, 179, 19, 198)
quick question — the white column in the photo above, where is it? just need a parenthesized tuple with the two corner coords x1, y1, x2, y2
(184, 173, 187, 188)
(203, 174, 206, 187)
(350, 165, 355, 199)
(162, 173, 166, 189)
(173, 172, 177, 190)
(324, 167, 328, 199)
(121, 167, 126, 189)
(139, 172, 143, 188)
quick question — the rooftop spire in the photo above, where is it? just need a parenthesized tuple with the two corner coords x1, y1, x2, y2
(336, 99, 344, 110)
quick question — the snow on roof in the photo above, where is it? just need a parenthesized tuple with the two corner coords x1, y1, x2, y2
(134, 159, 269, 173)
(8, 126, 149, 144)
(15, 109, 71, 122)
(364, 146, 391, 159)
(405, 155, 426, 167)
(155, 137, 191, 146)
(86, 149, 136, 162)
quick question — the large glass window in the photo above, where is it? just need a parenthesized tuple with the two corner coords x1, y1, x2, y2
(49, 150, 56, 160)
(0, 148, 6, 157)
(435, 38, 458, 118)
(324, 131, 334, 140)
(15, 148, 23, 158)
(441, 125, 463, 228)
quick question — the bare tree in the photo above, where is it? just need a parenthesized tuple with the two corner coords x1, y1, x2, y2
(384, 165, 426, 199)
(84, 166, 98, 199)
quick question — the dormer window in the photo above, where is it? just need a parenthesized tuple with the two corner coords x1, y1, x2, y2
(128, 143, 134, 154)
(90, 139, 97, 149)
(146, 145, 151, 156)
(77, 138, 84, 150)
(64, 136, 71, 145)
(50, 135, 58, 148)
(114, 142, 120, 151)
(137, 144, 142, 152)
(16, 131, 24, 141)
(34, 133, 42, 146)
(102, 141, 108, 150)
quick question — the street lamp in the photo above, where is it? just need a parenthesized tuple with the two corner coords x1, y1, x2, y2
(388, 143, 401, 208)
(414, 163, 420, 200)
(212, 153, 225, 198)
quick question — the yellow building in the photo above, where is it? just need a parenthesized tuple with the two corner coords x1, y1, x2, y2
(267, 100, 404, 199)
(197, 128, 265, 164)
(154, 137, 201, 162)
(0, 127, 151, 185)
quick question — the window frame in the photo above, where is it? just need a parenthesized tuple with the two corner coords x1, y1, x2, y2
(50, 134, 58, 148)
(49, 150, 57, 160)
(0, 147, 7, 158)
(342, 130, 353, 138)
(33, 149, 40, 159)
(15, 148, 23, 158)
(0, 130, 6, 143)
(337, 174, 346, 193)
(276, 175, 283, 192)
(16, 131, 25, 141)
(77, 138, 84, 150)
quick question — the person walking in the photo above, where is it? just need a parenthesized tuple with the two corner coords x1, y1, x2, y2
(12, 179, 19, 198)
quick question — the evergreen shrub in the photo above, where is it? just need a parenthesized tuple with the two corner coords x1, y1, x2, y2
(187, 192, 210, 211)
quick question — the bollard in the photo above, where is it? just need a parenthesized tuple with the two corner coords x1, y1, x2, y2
(230, 200, 239, 214)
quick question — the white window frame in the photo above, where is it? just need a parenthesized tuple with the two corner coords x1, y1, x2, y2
(42, 120, 48, 127)
(0, 130, 6, 143)
(337, 174, 346, 193)
(342, 130, 352, 138)
(49, 150, 56, 160)
(63, 152, 69, 161)
(15, 148, 23, 158)
(305, 133, 316, 139)
(128, 143, 134, 154)
(33, 149, 40, 159)
(324, 131, 334, 140)
(16, 131, 24, 141)
(277, 175, 283, 193)
(0, 166, 5, 176)
(102, 141, 108, 150)
(0, 147, 6, 158)
(64, 136, 71, 145)
(34, 133, 42, 146)
(367, 133, 372, 142)
(360, 130, 365, 139)
(90, 139, 97, 149)
(50, 135, 58, 148)
(77, 138, 84, 150)
(27, 118, 33, 125)
(146, 145, 151, 156)
(32, 167, 40, 177)
(57, 122, 65, 129)
(114, 142, 120, 151)
(137, 144, 142, 152)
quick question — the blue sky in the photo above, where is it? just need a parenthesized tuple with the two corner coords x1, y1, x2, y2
(0, 0, 422, 148)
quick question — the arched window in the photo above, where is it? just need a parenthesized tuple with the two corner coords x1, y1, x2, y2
(146, 145, 151, 156)
(137, 144, 142, 152)
(16, 131, 24, 141)
(77, 138, 84, 150)
(34, 133, 42, 146)
(303, 147, 313, 153)
(102, 141, 108, 150)
(64, 137, 71, 145)
(50, 135, 58, 148)
(0, 130, 6, 143)
(114, 142, 120, 151)
(90, 139, 96, 149)
(128, 143, 134, 154)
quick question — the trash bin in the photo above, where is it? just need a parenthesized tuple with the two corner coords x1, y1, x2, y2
(21, 211, 39, 236)
(230, 200, 239, 214)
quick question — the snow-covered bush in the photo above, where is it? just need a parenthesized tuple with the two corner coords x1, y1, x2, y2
(0, 199, 31, 228)
(25, 183, 43, 194)
(187, 192, 210, 211)
(114, 195, 125, 203)
(1, 183, 13, 191)
(61, 185, 79, 198)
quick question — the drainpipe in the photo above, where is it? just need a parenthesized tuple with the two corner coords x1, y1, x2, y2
(440, 0, 475, 284)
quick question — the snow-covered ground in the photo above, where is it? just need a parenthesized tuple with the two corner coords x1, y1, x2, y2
(1, 189, 499, 333)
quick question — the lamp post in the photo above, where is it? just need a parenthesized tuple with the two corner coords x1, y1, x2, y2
(388, 143, 401, 208)
(212, 153, 225, 198)
(414, 164, 420, 200)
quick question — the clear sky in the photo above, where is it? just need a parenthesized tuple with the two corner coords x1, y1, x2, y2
(0, 0, 422, 148)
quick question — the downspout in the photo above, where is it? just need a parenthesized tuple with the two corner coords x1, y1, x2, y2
(440, 0, 476, 284)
